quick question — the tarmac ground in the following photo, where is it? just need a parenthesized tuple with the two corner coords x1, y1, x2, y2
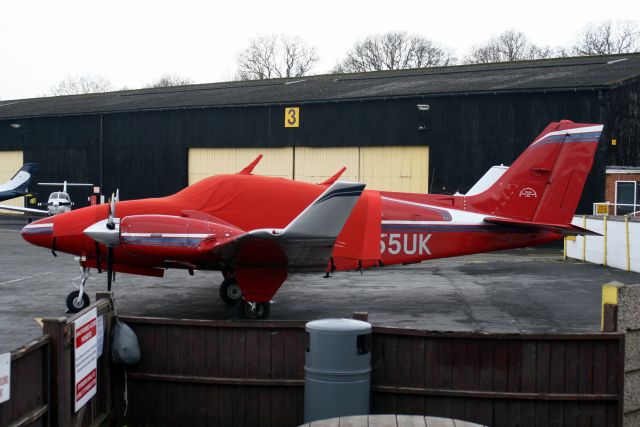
(2, 214, 640, 353)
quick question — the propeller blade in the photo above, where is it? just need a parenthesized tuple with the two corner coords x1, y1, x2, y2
(115, 188, 120, 203)
(107, 193, 115, 230)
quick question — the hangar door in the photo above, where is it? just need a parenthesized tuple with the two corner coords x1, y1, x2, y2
(294, 146, 429, 192)
(188, 148, 294, 185)
(188, 146, 429, 192)
(0, 151, 25, 208)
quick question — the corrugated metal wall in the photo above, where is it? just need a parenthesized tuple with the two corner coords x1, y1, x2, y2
(188, 146, 429, 192)
(0, 150, 24, 208)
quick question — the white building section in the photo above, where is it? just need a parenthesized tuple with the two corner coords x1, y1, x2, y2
(566, 215, 640, 272)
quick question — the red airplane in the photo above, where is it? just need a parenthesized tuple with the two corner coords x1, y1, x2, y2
(22, 120, 602, 318)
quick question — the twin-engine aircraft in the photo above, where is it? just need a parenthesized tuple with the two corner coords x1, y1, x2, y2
(22, 120, 602, 318)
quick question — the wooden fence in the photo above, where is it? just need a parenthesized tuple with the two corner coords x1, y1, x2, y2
(112, 317, 625, 427)
(0, 336, 50, 427)
(0, 295, 627, 427)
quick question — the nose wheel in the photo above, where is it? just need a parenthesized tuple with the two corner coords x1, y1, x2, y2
(236, 299, 271, 319)
(66, 266, 91, 313)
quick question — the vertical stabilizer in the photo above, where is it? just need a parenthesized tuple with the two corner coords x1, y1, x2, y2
(466, 121, 602, 224)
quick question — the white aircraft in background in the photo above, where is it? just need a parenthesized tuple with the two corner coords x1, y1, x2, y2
(0, 181, 93, 216)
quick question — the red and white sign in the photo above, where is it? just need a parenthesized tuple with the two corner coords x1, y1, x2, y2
(74, 308, 97, 412)
(0, 352, 9, 404)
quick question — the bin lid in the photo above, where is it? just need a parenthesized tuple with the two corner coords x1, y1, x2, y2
(305, 318, 371, 335)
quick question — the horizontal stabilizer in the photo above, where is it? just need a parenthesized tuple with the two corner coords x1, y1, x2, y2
(484, 217, 601, 236)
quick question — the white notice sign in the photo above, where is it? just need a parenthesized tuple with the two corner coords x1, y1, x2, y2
(74, 308, 98, 412)
(0, 352, 10, 404)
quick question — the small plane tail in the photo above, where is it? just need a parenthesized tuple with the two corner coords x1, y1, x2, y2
(466, 120, 602, 224)
(0, 163, 38, 196)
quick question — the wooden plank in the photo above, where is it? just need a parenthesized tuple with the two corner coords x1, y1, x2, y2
(521, 341, 537, 393)
(204, 326, 220, 377)
(371, 385, 617, 400)
(507, 340, 522, 393)
(398, 336, 413, 387)
(547, 401, 564, 427)
(564, 342, 578, 394)
(424, 338, 438, 388)
(592, 341, 608, 394)
(219, 327, 235, 376)
(372, 327, 624, 341)
(577, 342, 594, 394)
(411, 336, 426, 388)
(120, 315, 306, 329)
(437, 339, 452, 389)
(451, 339, 466, 420)
(548, 342, 565, 394)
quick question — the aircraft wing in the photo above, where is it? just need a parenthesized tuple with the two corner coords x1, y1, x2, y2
(484, 217, 601, 236)
(0, 204, 48, 216)
(216, 181, 366, 271)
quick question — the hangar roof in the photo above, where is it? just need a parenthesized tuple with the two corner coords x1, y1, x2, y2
(1, 53, 640, 119)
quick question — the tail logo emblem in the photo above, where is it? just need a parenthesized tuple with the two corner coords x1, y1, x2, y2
(519, 188, 537, 199)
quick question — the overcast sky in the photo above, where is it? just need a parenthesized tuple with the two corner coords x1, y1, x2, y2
(1, 0, 639, 100)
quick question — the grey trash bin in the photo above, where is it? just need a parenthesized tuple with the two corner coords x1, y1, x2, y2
(303, 318, 372, 423)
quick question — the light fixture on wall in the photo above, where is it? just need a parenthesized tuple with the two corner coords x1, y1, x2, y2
(10, 123, 22, 129)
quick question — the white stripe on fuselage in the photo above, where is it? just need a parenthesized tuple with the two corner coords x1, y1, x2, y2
(121, 233, 212, 238)
(381, 196, 489, 225)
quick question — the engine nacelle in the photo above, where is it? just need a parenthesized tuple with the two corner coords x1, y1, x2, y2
(119, 214, 243, 260)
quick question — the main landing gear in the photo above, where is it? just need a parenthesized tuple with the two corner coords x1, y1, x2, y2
(219, 275, 269, 319)
(66, 266, 91, 313)
(219, 277, 242, 305)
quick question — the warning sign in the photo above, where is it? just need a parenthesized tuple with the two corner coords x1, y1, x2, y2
(0, 352, 9, 404)
(74, 308, 97, 412)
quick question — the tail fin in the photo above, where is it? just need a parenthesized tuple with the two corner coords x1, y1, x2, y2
(466, 120, 602, 223)
(7, 163, 38, 193)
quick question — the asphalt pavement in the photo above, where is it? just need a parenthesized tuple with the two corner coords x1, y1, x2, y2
(2, 214, 640, 353)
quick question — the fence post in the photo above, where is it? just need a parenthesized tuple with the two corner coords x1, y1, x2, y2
(42, 317, 72, 427)
(614, 283, 640, 426)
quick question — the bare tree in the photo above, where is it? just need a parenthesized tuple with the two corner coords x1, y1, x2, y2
(50, 75, 113, 96)
(334, 32, 455, 73)
(465, 30, 554, 64)
(572, 20, 640, 56)
(148, 74, 194, 88)
(236, 35, 319, 80)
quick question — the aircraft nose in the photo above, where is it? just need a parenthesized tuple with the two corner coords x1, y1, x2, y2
(21, 219, 55, 249)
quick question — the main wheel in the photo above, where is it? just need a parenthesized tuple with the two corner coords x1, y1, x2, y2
(236, 299, 271, 320)
(66, 291, 90, 313)
(219, 277, 242, 305)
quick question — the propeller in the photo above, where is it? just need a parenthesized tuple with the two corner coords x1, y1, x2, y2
(106, 191, 119, 290)
(82, 189, 121, 291)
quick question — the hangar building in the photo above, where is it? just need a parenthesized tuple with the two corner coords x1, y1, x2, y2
(0, 53, 639, 212)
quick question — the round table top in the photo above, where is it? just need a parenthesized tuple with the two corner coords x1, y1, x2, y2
(299, 414, 487, 427)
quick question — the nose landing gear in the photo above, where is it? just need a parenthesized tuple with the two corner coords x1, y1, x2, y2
(236, 299, 271, 319)
(66, 266, 91, 313)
